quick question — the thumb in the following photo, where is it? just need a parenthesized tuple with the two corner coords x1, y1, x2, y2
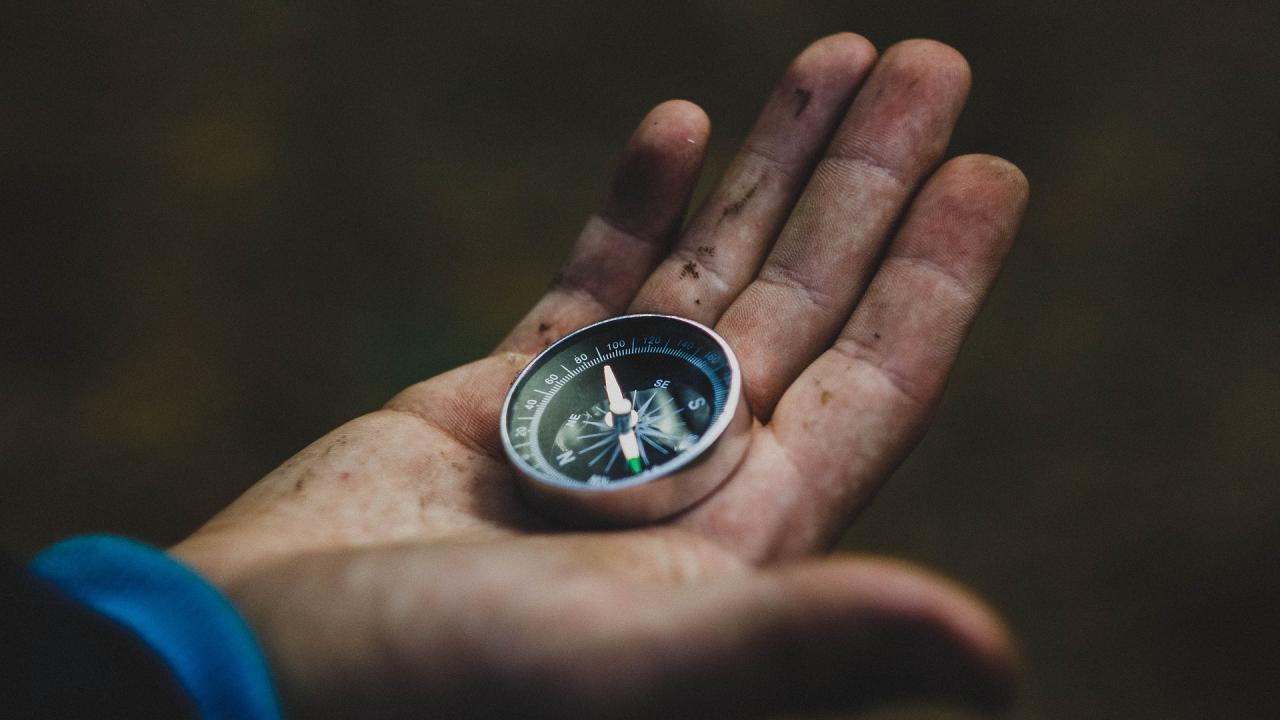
(605, 556, 1018, 719)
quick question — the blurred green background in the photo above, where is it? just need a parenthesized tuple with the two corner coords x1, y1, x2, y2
(3, 2, 1277, 718)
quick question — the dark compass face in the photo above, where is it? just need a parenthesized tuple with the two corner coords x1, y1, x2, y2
(502, 315, 737, 489)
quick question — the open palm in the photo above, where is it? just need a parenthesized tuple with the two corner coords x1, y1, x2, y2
(172, 34, 1028, 719)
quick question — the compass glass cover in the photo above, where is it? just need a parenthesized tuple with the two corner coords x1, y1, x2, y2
(503, 315, 735, 488)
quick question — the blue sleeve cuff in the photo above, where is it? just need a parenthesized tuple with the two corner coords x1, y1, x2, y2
(30, 535, 282, 720)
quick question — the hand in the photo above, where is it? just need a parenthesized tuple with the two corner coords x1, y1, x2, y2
(172, 33, 1029, 719)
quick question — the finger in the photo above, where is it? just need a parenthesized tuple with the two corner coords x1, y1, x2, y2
(716, 39, 973, 419)
(561, 557, 1017, 718)
(497, 100, 710, 355)
(628, 33, 877, 324)
(693, 155, 1028, 560)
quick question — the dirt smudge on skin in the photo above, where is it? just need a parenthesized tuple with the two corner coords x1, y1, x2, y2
(794, 87, 812, 116)
(536, 321, 556, 347)
(697, 245, 716, 257)
(322, 436, 348, 458)
(873, 332, 881, 339)
(820, 390, 832, 405)
(680, 261, 700, 279)
(721, 181, 759, 221)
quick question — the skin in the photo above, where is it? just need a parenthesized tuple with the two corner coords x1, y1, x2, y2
(170, 33, 1030, 719)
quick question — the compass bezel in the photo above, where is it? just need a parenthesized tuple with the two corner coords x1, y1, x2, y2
(499, 313, 751, 525)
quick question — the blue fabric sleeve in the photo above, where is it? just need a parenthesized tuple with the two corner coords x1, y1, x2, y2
(29, 535, 282, 720)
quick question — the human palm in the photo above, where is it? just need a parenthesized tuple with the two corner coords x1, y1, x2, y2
(172, 34, 1028, 719)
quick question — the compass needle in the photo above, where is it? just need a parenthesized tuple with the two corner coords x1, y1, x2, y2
(602, 364, 628, 414)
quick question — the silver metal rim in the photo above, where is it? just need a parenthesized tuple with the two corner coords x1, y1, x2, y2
(499, 313, 752, 525)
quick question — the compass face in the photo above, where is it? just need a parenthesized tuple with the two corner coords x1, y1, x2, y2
(501, 314, 740, 490)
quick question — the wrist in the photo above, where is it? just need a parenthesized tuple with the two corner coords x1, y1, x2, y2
(31, 535, 283, 720)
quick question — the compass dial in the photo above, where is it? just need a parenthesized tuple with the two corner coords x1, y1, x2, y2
(500, 314, 748, 523)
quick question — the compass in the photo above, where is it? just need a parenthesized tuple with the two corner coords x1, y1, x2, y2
(500, 314, 751, 525)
